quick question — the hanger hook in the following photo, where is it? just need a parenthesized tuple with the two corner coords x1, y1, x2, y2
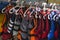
(42, 2, 47, 11)
(21, 1, 24, 7)
(2, 7, 6, 13)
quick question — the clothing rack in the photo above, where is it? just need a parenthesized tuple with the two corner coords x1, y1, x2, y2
(1, 1, 60, 40)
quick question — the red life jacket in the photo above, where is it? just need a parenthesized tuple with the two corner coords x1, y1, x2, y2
(2, 5, 14, 40)
(2, 26, 11, 40)
(34, 10, 43, 40)
(42, 10, 50, 39)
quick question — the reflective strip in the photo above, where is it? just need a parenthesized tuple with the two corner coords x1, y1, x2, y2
(9, 23, 13, 27)
(10, 19, 14, 24)
(48, 15, 50, 20)
(50, 14, 52, 17)
(51, 12, 55, 15)
(53, 14, 57, 21)
(7, 30, 10, 33)
(36, 7, 41, 11)
(58, 14, 60, 17)
(8, 27, 12, 30)
(56, 17, 59, 20)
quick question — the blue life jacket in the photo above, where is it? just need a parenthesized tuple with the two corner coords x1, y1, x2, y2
(58, 14, 60, 39)
(48, 11, 56, 40)
(0, 2, 9, 11)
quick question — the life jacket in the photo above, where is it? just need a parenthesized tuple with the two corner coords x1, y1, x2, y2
(17, 7, 29, 40)
(54, 11, 59, 40)
(57, 15, 60, 39)
(41, 10, 46, 39)
(1, 14, 6, 29)
(0, 1, 9, 11)
(1, 14, 12, 40)
(18, 8, 36, 40)
(17, 31, 22, 40)
(32, 9, 42, 40)
(30, 17, 37, 40)
(2, 6, 18, 40)
(28, 8, 37, 40)
(41, 10, 50, 39)
(54, 21, 58, 39)
(7, 13, 16, 33)
(7, 6, 20, 34)
(58, 17, 60, 40)
(1, 5, 14, 40)
(2, 27, 11, 40)
(48, 11, 56, 40)
(1, 13, 8, 34)
(0, 14, 5, 33)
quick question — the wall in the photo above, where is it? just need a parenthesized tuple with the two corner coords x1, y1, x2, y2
(48, 0, 60, 4)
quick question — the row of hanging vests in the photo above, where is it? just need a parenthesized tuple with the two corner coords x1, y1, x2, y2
(1, 2, 60, 40)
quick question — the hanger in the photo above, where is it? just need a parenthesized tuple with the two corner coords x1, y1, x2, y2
(2, 3, 9, 13)
(2, 7, 6, 13)
(9, 0, 25, 14)
(42, 2, 47, 11)
(20, 1, 25, 7)
(51, 3, 55, 11)
(24, 1, 35, 17)
(16, 1, 29, 17)
(9, 5, 20, 15)
(2, 3, 14, 13)
(34, 2, 40, 18)
(54, 3, 58, 11)
(42, 2, 47, 19)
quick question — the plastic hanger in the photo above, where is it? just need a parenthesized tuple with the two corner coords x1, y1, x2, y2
(54, 3, 58, 11)
(34, 2, 40, 18)
(24, 1, 35, 17)
(2, 7, 6, 13)
(51, 3, 56, 11)
(42, 2, 47, 19)
(2, 3, 10, 13)
(20, 1, 25, 7)
(9, 0, 25, 14)
(9, 6, 19, 14)
(2, 3, 14, 13)
(42, 2, 47, 11)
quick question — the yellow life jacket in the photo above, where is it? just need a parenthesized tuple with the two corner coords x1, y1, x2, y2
(0, 14, 6, 32)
